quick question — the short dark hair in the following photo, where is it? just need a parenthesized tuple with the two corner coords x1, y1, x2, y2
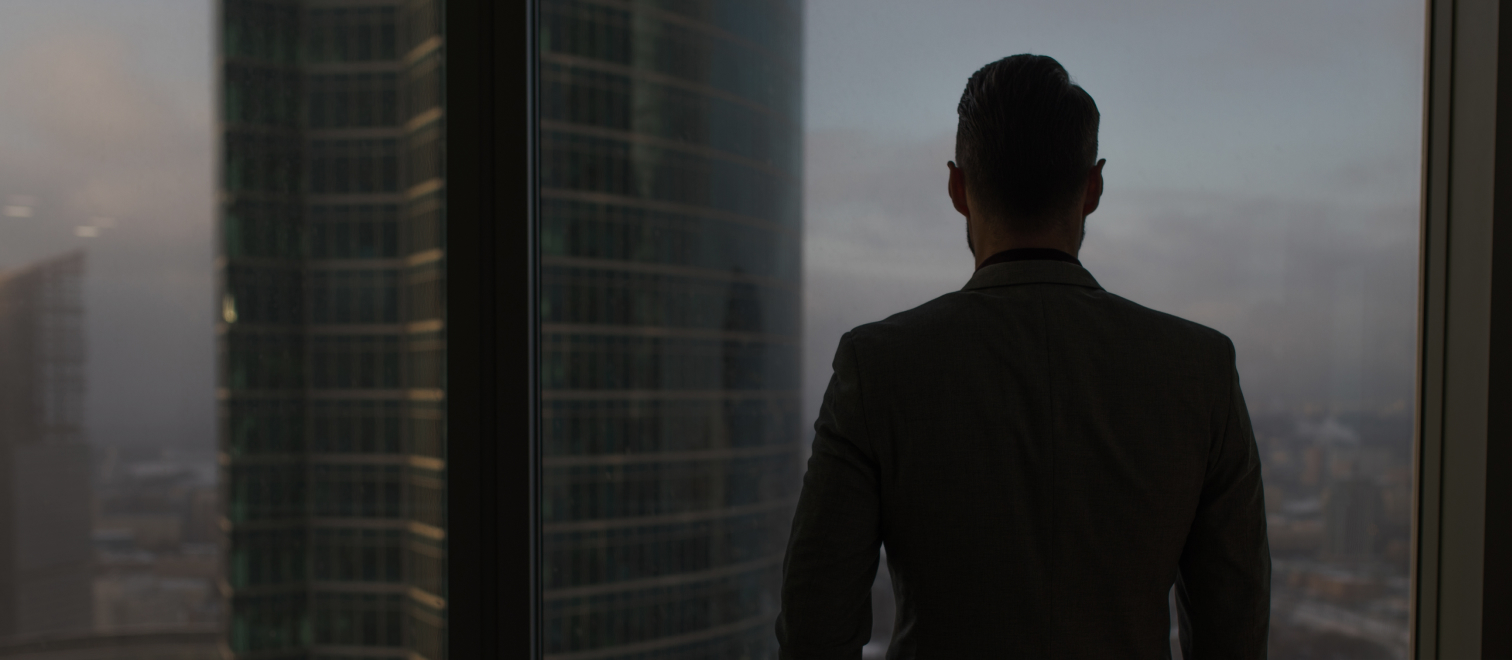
(955, 54, 1100, 231)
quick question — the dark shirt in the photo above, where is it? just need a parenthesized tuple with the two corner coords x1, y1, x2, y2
(976, 247, 1081, 270)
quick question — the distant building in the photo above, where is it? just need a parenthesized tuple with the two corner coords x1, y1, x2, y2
(0, 251, 93, 639)
(1323, 477, 1382, 560)
(219, 1, 446, 657)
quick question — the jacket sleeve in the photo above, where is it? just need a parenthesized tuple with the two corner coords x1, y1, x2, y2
(776, 332, 882, 660)
(1176, 345, 1272, 659)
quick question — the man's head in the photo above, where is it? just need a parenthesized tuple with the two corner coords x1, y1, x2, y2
(949, 54, 1104, 260)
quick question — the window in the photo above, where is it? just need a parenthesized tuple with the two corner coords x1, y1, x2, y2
(5, 2, 1512, 659)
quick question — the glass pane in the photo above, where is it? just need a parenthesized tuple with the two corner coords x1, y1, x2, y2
(541, 2, 1421, 660)
(539, 1, 803, 656)
(0, 1, 445, 658)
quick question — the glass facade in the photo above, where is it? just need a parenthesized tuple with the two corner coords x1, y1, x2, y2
(539, 1, 804, 657)
(218, 1, 446, 658)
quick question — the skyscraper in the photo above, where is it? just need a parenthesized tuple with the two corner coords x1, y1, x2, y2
(0, 250, 92, 639)
(218, 2, 446, 657)
(539, 2, 804, 657)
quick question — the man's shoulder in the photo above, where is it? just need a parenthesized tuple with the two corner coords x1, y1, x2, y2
(1092, 289, 1235, 351)
(841, 283, 1234, 356)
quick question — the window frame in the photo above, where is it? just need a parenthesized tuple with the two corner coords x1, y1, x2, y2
(439, 0, 1512, 656)
(445, 0, 542, 657)
(1413, 0, 1512, 657)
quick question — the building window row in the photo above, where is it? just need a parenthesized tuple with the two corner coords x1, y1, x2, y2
(544, 508, 792, 589)
(406, 332, 445, 390)
(224, 201, 410, 260)
(541, 198, 798, 279)
(408, 534, 445, 597)
(225, 266, 413, 326)
(309, 138, 400, 194)
(228, 464, 306, 522)
(408, 609, 446, 660)
(312, 463, 403, 519)
(541, 0, 800, 119)
(226, 264, 304, 325)
(229, 528, 307, 588)
(404, 191, 445, 255)
(542, 563, 780, 654)
(542, 131, 799, 226)
(408, 465, 445, 530)
(305, 6, 398, 63)
(226, 399, 305, 456)
(226, 398, 443, 457)
(402, 50, 444, 122)
(311, 203, 401, 258)
(540, 333, 799, 391)
(225, 63, 300, 127)
(308, 73, 399, 129)
(542, 397, 801, 456)
(541, 454, 798, 523)
(542, 63, 800, 174)
(311, 400, 403, 454)
(225, 332, 304, 390)
(601, 625, 777, 660)
(398, 0, 441, 56)
(541, 265, 799, 335)
(222, 0, 299, 64)
(224, 199, 304, 259)
(405, 261, 445, 323)
(312, 592, 405, 647)
(310, 335, 401, 389)
(313, 527, 404, 583)
(309, 269, 399, 324)
(225, 132, 302, 194)
(230, 593, 307, 653)
(406, 123, 445, 188)
(406, 403, 445, 459)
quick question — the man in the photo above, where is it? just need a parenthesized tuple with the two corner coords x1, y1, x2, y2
(777, 55, 1270, 659)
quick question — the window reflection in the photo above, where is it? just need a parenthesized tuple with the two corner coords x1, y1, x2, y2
(540, 0, 804, 656)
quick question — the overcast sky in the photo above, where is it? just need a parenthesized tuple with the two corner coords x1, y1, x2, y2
(0, 1, 214, 450)
(802, 0, 1425, 424)
(0, 1, 1422, 451)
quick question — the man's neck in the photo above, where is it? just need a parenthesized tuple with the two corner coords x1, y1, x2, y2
(972, 235, 1081, 269)
(968, 213, 1084, 269)
(975, 247, 1081, 271)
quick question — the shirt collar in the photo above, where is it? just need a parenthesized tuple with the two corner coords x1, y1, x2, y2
(975, 247, 1081, 270)
(962, 257, 1103, 292)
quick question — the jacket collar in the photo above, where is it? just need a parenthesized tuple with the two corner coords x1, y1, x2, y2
(961, 259, 1104, 292)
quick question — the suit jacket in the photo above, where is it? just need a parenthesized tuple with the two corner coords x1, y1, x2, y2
(777, 259, 1270, 659)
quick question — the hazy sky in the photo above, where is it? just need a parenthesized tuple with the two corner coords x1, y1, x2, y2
(802, 0, 1424, 424)
(0, 1, 214, 449)
(0, 1, 1423, 450)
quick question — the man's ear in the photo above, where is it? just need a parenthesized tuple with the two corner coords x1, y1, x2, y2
(1082, 159, 1106, 216)
(948, 161, 971, 219)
